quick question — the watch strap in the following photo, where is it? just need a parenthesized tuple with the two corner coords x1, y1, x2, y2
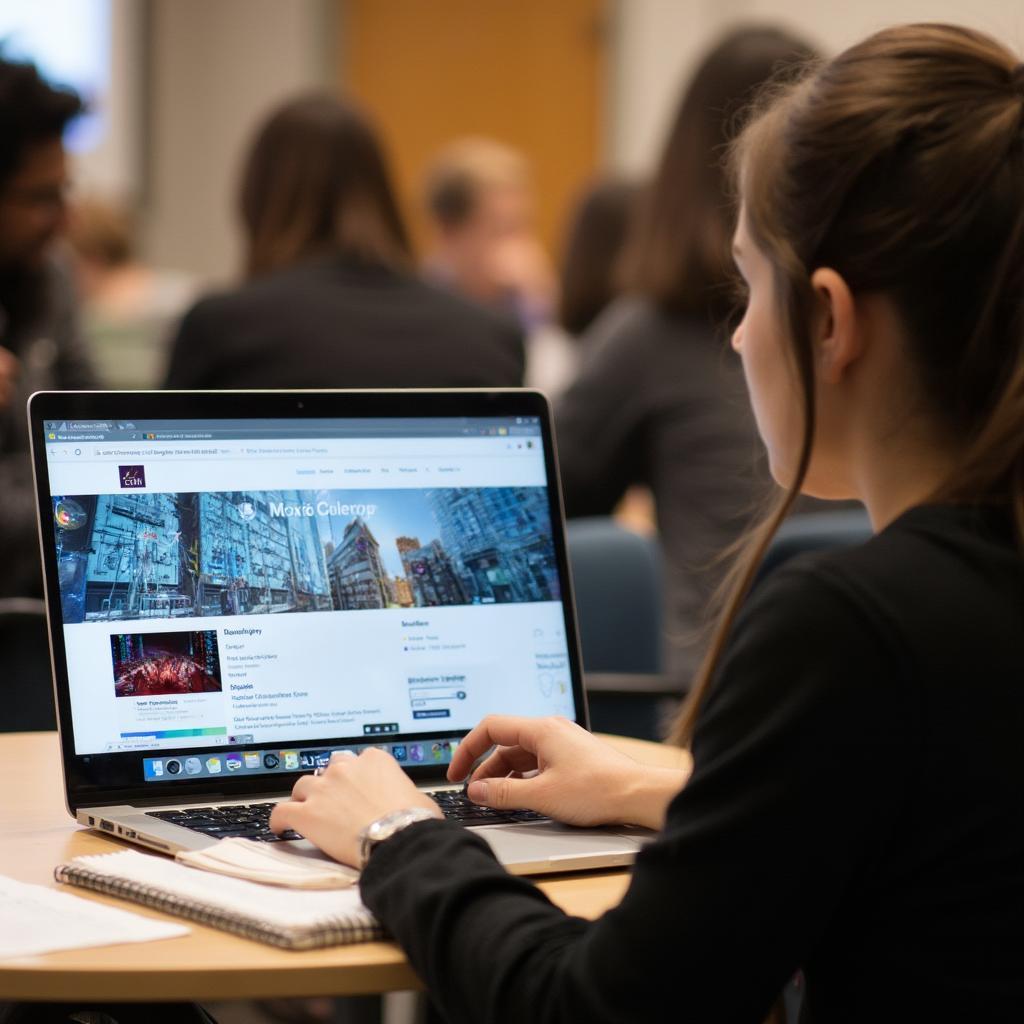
(358, 807, 438, 868)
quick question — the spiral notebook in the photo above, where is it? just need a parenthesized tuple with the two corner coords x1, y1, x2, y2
(55, 850, 383, 950)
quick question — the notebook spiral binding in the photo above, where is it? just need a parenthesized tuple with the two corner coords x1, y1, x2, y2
(54, 863, 385, 950)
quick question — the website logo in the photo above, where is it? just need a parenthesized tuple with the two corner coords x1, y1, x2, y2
(118, 464, 146, 489)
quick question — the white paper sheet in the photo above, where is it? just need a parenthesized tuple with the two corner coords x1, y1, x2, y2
(0, 874, 189, 959)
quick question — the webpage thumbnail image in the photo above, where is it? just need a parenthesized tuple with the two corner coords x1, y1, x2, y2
(52, 487, 560, 625)
(111, 629, 222, 697)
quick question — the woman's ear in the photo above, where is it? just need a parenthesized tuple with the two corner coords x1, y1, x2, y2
(810, 267, 862, 385)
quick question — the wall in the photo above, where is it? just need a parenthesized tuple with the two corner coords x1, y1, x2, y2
(144, 0, 332, 281)
(140, 0, 1024, 276)
(610, 0, 1024, 175)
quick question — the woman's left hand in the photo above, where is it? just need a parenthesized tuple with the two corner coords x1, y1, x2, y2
(269, 749, 442, 866)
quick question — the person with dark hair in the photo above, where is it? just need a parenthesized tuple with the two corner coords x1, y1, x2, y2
(270, 22, 1024, 1023)
(518, 177, 641, 400)
(557, 177, 641, 339)
(556, 27, 817, 687)
(0, 56, 95, 599)
(165, 95, 523, 390)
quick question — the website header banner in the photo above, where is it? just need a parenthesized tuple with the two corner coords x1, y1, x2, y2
(53, 485, 561, 626)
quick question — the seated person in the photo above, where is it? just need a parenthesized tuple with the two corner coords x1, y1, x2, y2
(556, 27, 816, 686)
(166, 95, 523, 390)
(421, 136, 555, 335)
(68, 196, 199, 389)
(269, 23, 1024, 1023)
(0, 57, 95, 599)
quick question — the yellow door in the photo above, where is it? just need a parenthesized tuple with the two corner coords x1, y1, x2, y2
(341, 0, 607, 258)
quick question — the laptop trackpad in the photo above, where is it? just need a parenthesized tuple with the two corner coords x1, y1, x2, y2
(475, 821, 649, 875)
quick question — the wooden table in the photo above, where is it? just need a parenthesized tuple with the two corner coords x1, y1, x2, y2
(0, 731, 690, 1002)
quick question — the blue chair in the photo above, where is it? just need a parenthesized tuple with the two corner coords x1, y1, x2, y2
(566, 517, 676, 739)
(756, 507, 873, 585)
(1, 597, 56, 732)
(566, 516, 663, 674)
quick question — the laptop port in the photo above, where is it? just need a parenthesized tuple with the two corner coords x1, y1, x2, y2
(88, 816, 95, 826)
(100, 819, 114, 832)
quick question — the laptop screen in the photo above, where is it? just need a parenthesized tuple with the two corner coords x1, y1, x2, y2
(32, 392, 582, 802)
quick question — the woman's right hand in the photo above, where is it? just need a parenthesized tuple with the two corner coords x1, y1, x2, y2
(447, 715, 689, 830)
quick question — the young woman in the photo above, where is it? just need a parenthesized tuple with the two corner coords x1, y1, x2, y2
(164, 94, 524, 391)
(555, 27, 815, 686)
(270, 24, 1024, 1022)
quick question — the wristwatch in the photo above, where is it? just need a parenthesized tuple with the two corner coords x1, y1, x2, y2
(358, 807, 438, 868)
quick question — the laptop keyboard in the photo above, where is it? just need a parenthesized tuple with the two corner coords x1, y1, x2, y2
(147, 791, 548, 841)
(427, 789, 549, 825)
(148, 803, 299, 842)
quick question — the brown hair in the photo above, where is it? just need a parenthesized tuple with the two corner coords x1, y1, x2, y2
(670, 23, 1024, 746)
(558, 178, 641, 337)
(423, 137, 529, 231)
(239, 93, 410, 278)
(619, 26, 816, 317)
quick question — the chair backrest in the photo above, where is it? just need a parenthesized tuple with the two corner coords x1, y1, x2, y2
(756, 508, 873, 585)
(0, 597, 56, 732)
(565, 517, 663, 675)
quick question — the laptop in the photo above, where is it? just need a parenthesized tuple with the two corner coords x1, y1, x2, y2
(28, 389, 652, 875)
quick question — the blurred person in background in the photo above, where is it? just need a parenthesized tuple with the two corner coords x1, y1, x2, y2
(557, 177, 641, 340)
(556, 26, 817, 691)
(525, 176, 643, 399)
(69, 196, 199, 389)
(0, 56, 95, 599)
(422, 136, 555, 335)
(166, 95, 523, 390)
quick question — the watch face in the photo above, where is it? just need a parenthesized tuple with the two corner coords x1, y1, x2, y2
(359, 808, 437, 867)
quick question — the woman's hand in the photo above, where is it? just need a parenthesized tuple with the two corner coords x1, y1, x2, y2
(269, 749, 442, 867)
(448, 715, 689, 830)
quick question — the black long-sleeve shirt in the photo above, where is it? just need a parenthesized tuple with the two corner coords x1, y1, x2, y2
(165, 256, 525, 391)
(361, 504, 1024, 1023)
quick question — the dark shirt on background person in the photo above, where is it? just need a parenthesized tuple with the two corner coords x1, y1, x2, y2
(556, 297, 767, 684)
(167, 94, 525, 391)
(0, 257, 96, 597)
(164, 255, 524, 390)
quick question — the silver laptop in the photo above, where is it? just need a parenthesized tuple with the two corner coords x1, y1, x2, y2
(29, 389, 651, 875)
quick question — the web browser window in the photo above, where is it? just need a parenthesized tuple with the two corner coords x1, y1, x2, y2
(42, 416, 575, 761)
